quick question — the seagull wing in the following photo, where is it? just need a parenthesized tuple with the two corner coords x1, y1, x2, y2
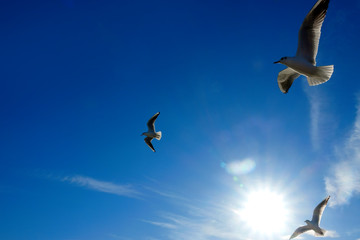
(144, 137, 156, 152)
(290, 225, 312, 239)
(277, 68, 301, 93)
(311, 195, 330, 225)
(147, 112, 160, 132)
(296, 0, 330, 65)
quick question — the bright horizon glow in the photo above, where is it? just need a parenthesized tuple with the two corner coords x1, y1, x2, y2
(240, 190, 289, 235)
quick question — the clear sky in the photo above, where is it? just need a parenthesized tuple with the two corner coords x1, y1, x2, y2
(1, 0, 360, 240)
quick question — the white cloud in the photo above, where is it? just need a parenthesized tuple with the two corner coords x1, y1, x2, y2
(62, 175, 140, 198)
(325, 95, 360, 206)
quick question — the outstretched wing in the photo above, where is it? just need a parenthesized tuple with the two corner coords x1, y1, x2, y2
(311, 195, 330, 225)
(144, 137, 156, 152)
(277, 68, 301, 93)
(290, 225, 312, 239)
(147, 112, 160, 132)
(296, 0, 330, 65)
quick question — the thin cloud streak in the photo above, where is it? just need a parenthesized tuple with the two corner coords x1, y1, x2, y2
(325, 95, 360, 206)
(148, 212, 243, 240)
(304, 87, 335, 150)
(143, 191, 275, 240)
(325, 230, 340, 238)
(306, 88, 322, 150)
(142, 188, 248, 240)
(62, 175, 141, 198)
(143, 186, 188, 201)
(142, 220, 177, 229)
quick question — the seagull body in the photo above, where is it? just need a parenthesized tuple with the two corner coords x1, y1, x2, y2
(289, 196, 330, 239)
(274, 0, 333, 93)
(141, 112, 162, 152)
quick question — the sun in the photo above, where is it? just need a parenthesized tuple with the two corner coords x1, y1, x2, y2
(239, 189, 289, 235)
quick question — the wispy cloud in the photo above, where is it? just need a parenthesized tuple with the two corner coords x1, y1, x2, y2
(143, 186, 187, 201)
(145, 211, 244, 240)
(142, 220, 177, 229)
(325, 230, 340, 238)
(345, 227, 360, 237)
(142, 190, 284, 240)
(306, 88, 322, 150)
(141, 183, 248, 240)
(325, 95, 360, 206)
(304, 87, 336, 150)
(62, 175, 141, 198)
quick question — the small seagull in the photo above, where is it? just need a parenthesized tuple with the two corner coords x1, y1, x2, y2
(274, 0, 334, 94)
(289, 196, 330, 239)
(141, 112, 162, 152)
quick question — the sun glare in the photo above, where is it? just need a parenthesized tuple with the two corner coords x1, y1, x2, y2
(240, 190, 289, 235)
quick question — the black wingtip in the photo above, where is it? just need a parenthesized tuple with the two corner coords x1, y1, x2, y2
(280, 87, 289, 94)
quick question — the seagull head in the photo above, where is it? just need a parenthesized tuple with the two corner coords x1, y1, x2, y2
(304, 220, 311, 225)
(274, 57, 288, 64)
(141, 132, 145, 136)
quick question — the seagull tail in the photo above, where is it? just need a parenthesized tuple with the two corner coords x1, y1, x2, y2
(307, 65, 334, 86)
(155, 131, 162, 140)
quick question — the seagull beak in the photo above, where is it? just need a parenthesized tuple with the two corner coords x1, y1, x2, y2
(273, 61, 280, 64)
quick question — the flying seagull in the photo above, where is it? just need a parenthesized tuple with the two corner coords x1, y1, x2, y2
(289, 196, 330, 239)
(141, 112, 162, 152)
(274, 0, 333, 94)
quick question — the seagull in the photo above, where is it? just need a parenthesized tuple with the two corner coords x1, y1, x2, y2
(274, 0, 334, 94)
(289, 196, 330, 239)
(141, 112, 162, 152)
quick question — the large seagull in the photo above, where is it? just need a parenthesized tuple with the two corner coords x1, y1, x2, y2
(289, 196, 330, 239)
(274, 0, 333, 94)
(141, 112, 162, 152)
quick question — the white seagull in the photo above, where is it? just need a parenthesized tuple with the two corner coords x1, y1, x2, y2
(141, 112, 162, 152)
(289, 196, 330, 239)
(274, 0, 334, 94)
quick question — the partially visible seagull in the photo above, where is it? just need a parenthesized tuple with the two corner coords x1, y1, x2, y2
(141, 112, 162, 152)
(289, 196, 330, 239)
(274, 0, 334, 94)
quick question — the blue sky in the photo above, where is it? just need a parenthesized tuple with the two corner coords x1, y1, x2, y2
(1, 0, 360, 239)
